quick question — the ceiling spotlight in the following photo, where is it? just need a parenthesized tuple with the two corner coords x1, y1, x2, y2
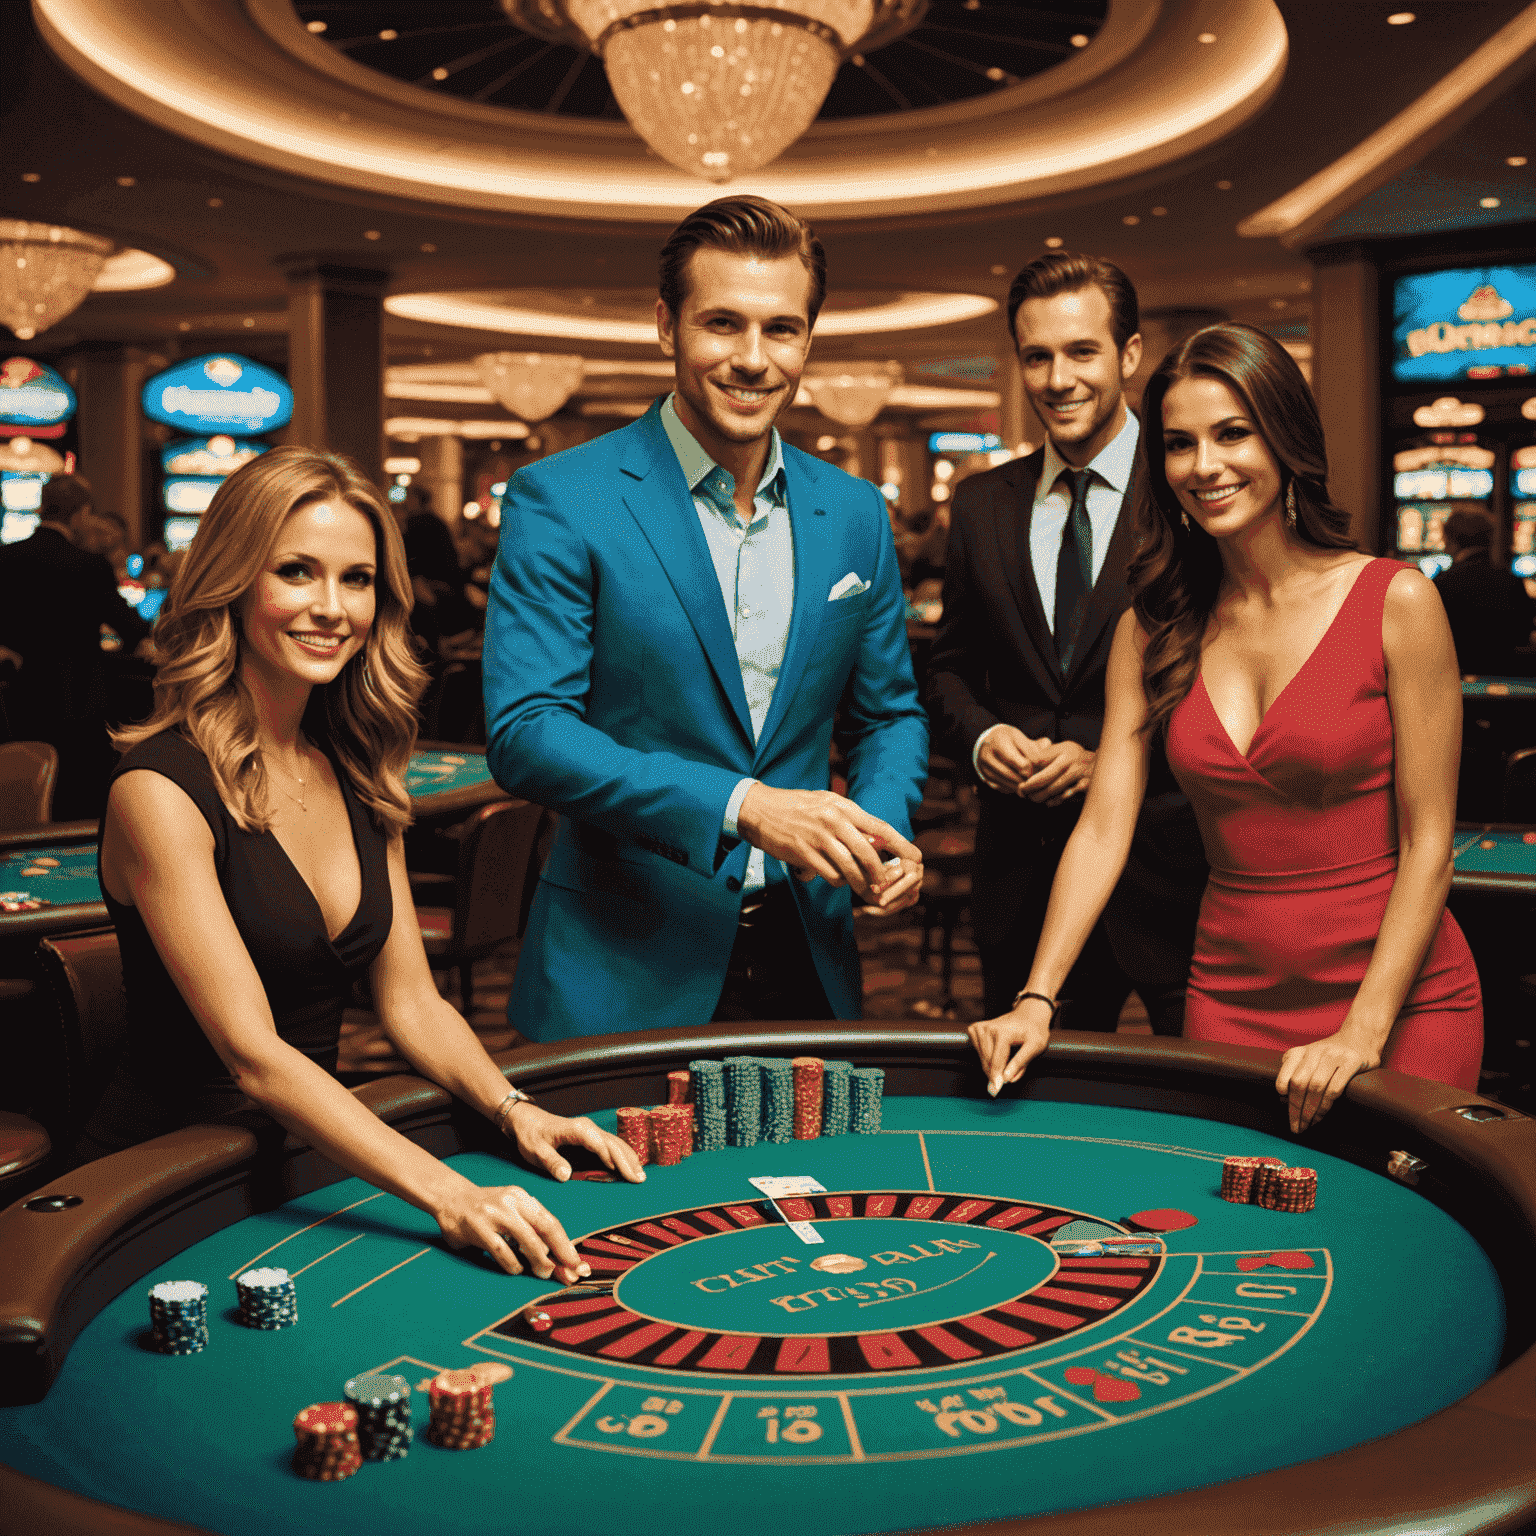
(378, 29, 398, 40)
(985, 67, 1004, 81)
(116, 176, 136, 187)
(207, 197, 222, 207)
(421, 243, 437, 253)
(1044, 236, 1064, 248)
(1070, 33, 1088, 47)
(364, 230, 382, 239)
(1481, 197, 1502, 208)
(1122, 214, 1140, 225)
(306, 19, 326, 32)
(243, 317, 255, 327)
(1197, 32, 1216, 43)
(1387, 12, 1415, 23)
(990, 264, 1007, 275)
(432, 67, 449, 80)
(1507, 156, 1528, 167)
(1152, 206, 1167, 216)
(21, 173, 40, 184)
(1216, 179, 1233, 190)
(178, 321, 191, 330)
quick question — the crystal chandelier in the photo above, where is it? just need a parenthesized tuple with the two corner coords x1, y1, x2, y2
(0, 222, 114, 341)
(505, 1, 927, 182)
(801, 360, 902, 427)
(474, 352, 586, 422)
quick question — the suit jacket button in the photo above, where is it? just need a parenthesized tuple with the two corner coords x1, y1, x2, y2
(726, 876, 742, 893)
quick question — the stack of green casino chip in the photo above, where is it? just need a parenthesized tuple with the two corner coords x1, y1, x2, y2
(148, 1280, 208, 1355)
(236, 1267, 298, 1329)
(689, 1060, 727, 1151)
(724, 1056, 761, 1147)
(761, 1060, 794, 1143)
(344, 1373, 413, 1461)
(822, 1060, 853, 1135)
(850, 1066, 885, 1134)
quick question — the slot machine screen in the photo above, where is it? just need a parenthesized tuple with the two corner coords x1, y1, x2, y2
(163, 516, 201, 551)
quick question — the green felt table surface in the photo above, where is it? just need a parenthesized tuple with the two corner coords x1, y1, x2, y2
(402, 749, 495, 802)
(1461, 676, 1536, 698)
(1452, 828, 1536, 885)
(0, 1096, 1503, 1536)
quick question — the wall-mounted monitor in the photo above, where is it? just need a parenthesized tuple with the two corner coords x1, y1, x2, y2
(1393, 265, 1536, 383)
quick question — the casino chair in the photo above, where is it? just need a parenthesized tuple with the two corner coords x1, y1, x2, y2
(1503, 745, 1536, 822)
(417, 798, 548, 1011)
(0, 741, 58, 832)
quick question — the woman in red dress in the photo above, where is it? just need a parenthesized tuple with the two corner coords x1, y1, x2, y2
(970, 322, 1482, 1132)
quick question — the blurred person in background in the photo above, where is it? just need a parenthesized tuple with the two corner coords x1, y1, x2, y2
(404, 510, 477, 659)
(1433, 504, 1536, 677)
(0, 473, 151, 818)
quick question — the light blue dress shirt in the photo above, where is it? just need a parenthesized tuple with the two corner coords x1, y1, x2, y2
(660, 393, 794, 892)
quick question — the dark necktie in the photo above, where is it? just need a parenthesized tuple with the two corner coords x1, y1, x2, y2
(1053, 468, 1094, 674)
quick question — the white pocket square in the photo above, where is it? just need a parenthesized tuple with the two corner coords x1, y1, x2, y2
(829, 572, 870, 601)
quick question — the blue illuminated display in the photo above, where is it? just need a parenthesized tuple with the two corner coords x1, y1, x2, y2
(929, 432, 1002, 453)
(1393, 266, 1536, 383)
(160, 435, 266, 477)
(142, 354, 293, 435)
(0, 357, 76, 434)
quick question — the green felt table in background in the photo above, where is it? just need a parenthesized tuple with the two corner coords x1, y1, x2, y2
(0, 1096, 1503, 1536)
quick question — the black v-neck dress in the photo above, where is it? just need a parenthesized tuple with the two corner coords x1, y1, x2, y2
(74, 729, 394, 1162)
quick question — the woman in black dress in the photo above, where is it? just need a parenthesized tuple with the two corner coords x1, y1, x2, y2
(81, 447, 643, 1283)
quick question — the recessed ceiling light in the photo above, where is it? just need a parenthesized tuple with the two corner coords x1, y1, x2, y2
(985, 67, 1004, 81)
(116, 175, 136, 187)
(364, 229, 382, 239)
(21, 173, 39, 183)
(1387, 11, 1415, 24)
(1198, 32, 1216, 43)
(1123, 214, 1140, 225)
(432, 67, 449, 80)
(1507, 156, 1527, 167)
(243, 317, 255, 327)
(1152, 206, 1167, 216)
(379, 29, 398, 40)
(306, 19, 326, 32)
(1481, 197, 1502, 208)
(990, 264, 1007, 275)
(1270, 299, 1287, 309)
(852, 53, 865, 66)
(421, 242, 437, 253)
(1069, 33, 1088, 47)
(207, 197, 222, 207)
(1044, 236, 1064, 248)
(178, 321, 191, 330)
(1216, 179, 1233, 190)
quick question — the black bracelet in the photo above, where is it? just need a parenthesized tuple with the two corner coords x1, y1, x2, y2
(1011, 990, 1060, 1018)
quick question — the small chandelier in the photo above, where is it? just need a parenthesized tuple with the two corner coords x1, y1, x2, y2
(0, 221, 114, 341)
(801, 360, 902, 427)
(505, 1, 927, 182)
(474, 352, 586, 422)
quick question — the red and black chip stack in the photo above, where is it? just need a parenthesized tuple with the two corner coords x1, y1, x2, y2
(426, 1369, 495, 1450)
(292, 1402, 362, 1481)
(1264, 1166, 1318, 1213)
(792, 1056, 824, 1139)
(649, 1104, 691, 1166)
(1220, 1156, 1263, 1203)
(616, 1106, 650, 1167)
(1249, 1157, 1288, 1208)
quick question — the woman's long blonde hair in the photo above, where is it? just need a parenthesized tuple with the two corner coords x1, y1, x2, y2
(116, 446, 428, 836)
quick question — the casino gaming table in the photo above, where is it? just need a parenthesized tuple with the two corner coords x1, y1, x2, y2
(2, 1026, 1535, 1536)
(1461, 677, 1536, 700)
(405, 745, 505, 821)
(1453, 825, 1536, 894)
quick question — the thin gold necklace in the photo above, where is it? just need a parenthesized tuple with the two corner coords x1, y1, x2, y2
(266, 742, 311, 813)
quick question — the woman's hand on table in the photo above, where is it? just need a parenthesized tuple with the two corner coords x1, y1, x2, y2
(969, 1000, 1054, 1097)
(505, 1102, 648, 1186)
(433, 1179, 591, 1282)
(1275, 1031, 1381, 1134)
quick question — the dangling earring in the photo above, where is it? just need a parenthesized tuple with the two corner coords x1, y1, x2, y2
(1285, 480, 1298, 529)
(1180, 509, 1190, 532)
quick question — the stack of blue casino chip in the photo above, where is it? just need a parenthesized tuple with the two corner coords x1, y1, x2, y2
(236, 1266, 298, 1329)
(761, 1059, 794, 1143)
(822, 1061, 853, 1135)
(850, 1066, 885, 1134)
(345, 1372, 413, 1461)
(724, 1056, 761, 1148)
(690, 1060, 727, 1151)
(148, 1280, 209, 1354)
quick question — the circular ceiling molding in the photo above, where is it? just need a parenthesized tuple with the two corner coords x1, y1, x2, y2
(36, 0, 1288, 223)
(384, 287, 997, 341)
(294, 0, 1107, 122)
(92, 248, 177, 291)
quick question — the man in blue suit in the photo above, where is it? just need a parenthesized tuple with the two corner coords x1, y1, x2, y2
(485, 196, 928, 1041)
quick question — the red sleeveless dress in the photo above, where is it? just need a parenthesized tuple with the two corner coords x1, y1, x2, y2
(1165, 557, 1482, 1090)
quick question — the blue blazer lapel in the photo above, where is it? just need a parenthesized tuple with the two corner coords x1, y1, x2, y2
(755, 449, 838, 761)
(620, 406, 754, 746)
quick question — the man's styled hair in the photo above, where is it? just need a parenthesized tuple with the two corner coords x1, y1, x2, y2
(1443, 504, 1494, 551)
(658, 195, 827, 325)
(38, 473, 93, 524)
(1006, 252, 1139, 352)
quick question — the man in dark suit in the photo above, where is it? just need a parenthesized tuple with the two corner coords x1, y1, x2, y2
(0, 474, 150, 818)
(926, 252, 1206, 1032)
(1433, 505, 1536, 677)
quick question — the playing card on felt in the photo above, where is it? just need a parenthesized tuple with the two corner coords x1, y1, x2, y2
(749, 1176, 827, 1198)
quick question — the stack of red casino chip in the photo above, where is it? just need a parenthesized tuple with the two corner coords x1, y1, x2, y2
(426, 1369, 495, 1450)
(667, 1070, 695, 1150)
(649, 1104, 691, 1165)
(792, 1056, 824, 1140)
(616, 1106, 650, 1166)
(292, 1402, 362, 1480)
(1249, 1157, 1288, 1207)
(1220, 1155, 1264, 1203)
(1264, 1166, 1318, 1212)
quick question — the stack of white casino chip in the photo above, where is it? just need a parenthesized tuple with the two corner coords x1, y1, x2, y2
(236, 1267, 298, 1329)
(148, 1280, 209, 1354)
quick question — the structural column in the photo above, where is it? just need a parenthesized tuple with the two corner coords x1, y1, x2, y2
(68, 345, 155, 547)
(1309, 247, 1381, 552)
(416, 433, 464, 526)
(283, 260, 390, 484)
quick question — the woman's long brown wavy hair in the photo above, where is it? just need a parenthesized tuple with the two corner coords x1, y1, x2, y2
(1128, 323, 1357, 741)
(115, 446, 428, 836)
